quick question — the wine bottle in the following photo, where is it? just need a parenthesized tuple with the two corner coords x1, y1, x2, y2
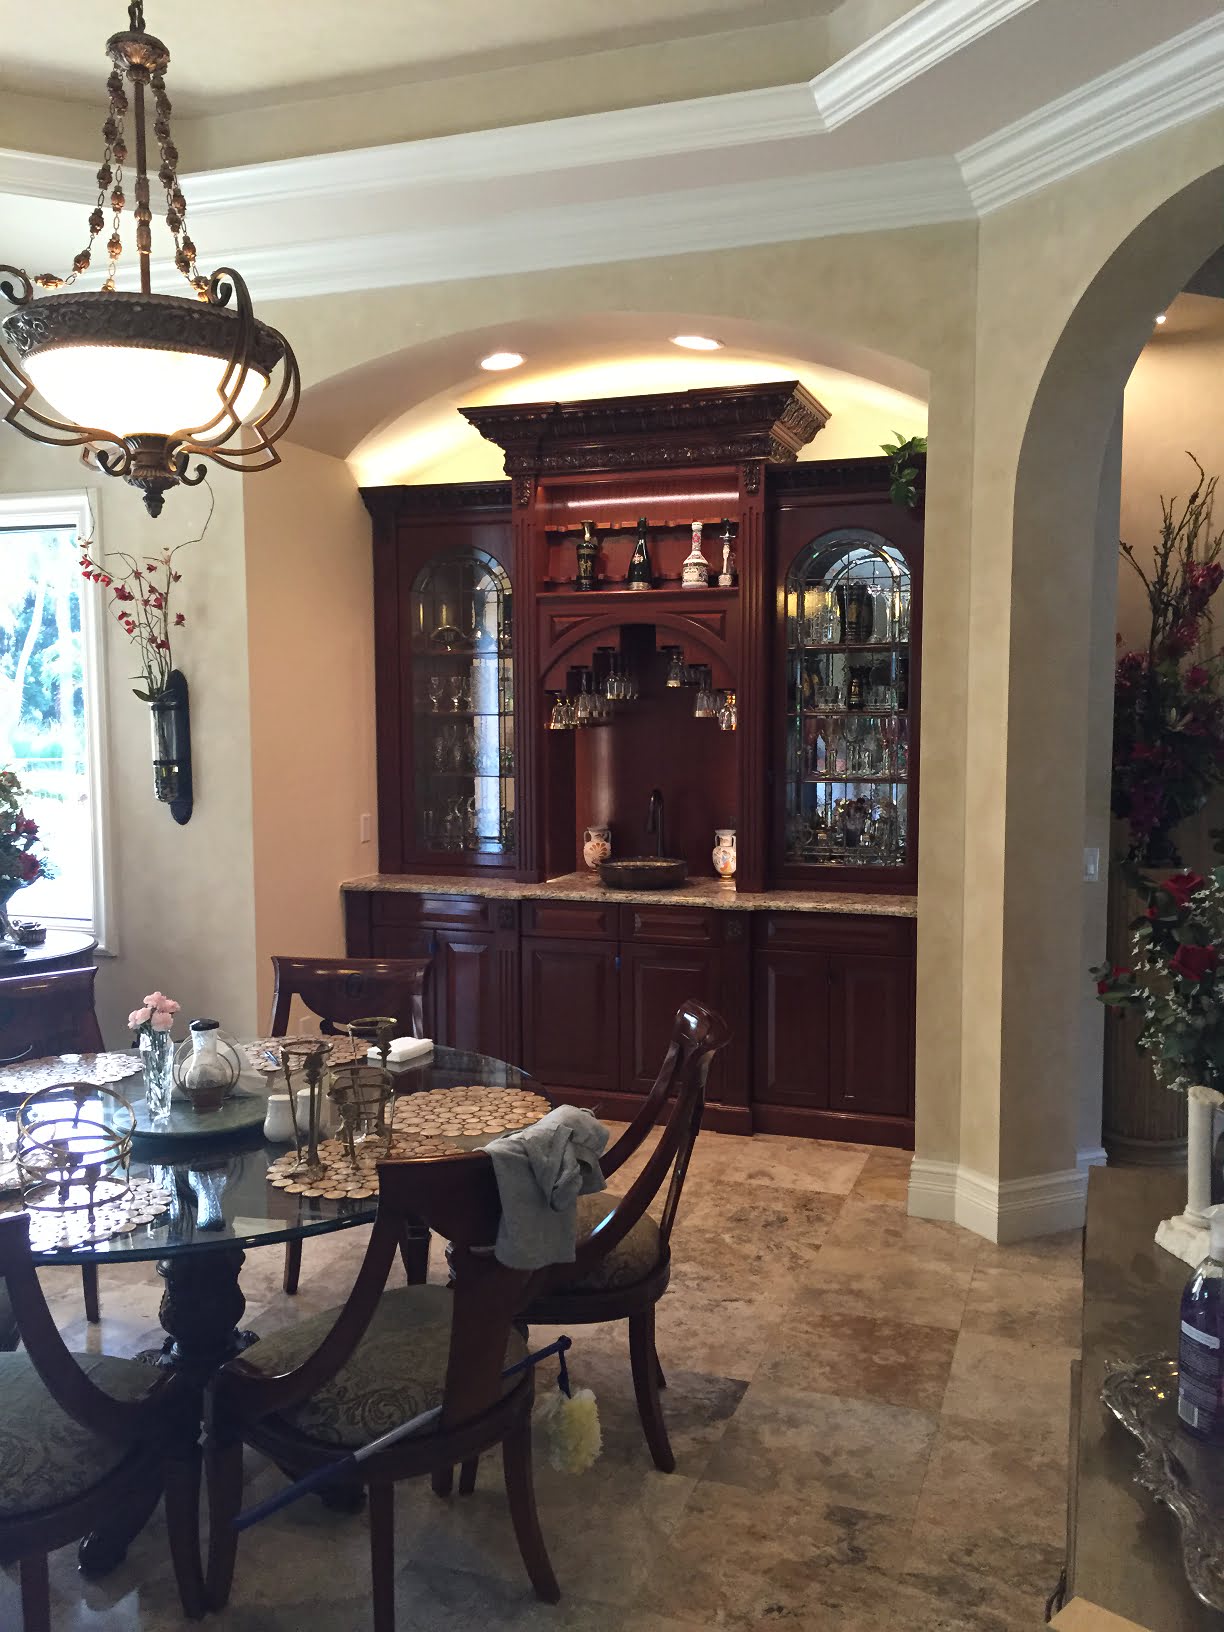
(575, 520, 598, 591)
(626, 517, 653, 591)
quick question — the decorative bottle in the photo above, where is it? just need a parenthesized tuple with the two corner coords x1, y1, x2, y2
(177, 1018, 239, 1113)
(717, 520, 737, 587)
(1179, 1205, 1224, 1442)
(681, 522, 709, 589)
(626, 517, 654, 591)
(575, 521, 599, 591)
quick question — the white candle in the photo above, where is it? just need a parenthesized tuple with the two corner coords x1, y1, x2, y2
(1186, 1085, 1224, 1221)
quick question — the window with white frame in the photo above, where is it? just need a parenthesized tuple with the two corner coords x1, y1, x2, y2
(0, 493, 113, 947)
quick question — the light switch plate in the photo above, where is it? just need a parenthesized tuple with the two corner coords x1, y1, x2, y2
(360, 812, 372, 844)
(1083, 846, 1101, 883)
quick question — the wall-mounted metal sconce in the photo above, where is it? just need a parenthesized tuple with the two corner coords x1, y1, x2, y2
(149, 669, 193, 824)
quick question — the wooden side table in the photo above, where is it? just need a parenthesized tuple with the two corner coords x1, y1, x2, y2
(0, 929, 97, 974)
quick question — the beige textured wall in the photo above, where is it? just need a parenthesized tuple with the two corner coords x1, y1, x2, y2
(967, 116, 1224, 1190)
(0, 436, 257, 1045)
(243, 442, 377, 1031)
(266, 221, 980, 1170)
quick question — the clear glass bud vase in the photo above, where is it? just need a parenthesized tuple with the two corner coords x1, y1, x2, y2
(140, 1028, 175, 1119)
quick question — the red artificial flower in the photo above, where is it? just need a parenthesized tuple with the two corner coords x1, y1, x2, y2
(174, 613, 185, 626)
(1096, 966, 1132, 995)
(1172, 943, 1219, 981)
(15, 852, 40, 882)
(16, 816, 37, 838)
(1187, 665, 1212, 691)
(1165, 871, 1207, 907)
(171, 571, 182, 583)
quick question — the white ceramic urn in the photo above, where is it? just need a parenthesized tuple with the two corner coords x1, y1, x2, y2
(583, 825, 612, 871)
(712, 827, 737, 882)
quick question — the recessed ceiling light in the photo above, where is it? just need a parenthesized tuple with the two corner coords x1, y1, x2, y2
(1155, 313, 1167, 325)
(479, 351, 524, 371)
(670, 334, 723, 351)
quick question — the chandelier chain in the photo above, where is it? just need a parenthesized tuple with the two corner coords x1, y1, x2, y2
(151, 74, 205, 297)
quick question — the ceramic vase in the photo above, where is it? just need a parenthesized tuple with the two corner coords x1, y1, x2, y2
(140, 1028, 175, 1119)
(712, 827, 737, 883)
(583, 825, 612, 871)
(174, 1019, 241, 1113)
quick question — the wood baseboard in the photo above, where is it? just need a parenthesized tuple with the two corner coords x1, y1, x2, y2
(750, 1102, 914, 1149)
(551, 1085, 752, 1135)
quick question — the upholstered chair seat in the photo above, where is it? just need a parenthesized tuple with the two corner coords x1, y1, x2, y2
(245, 1285, 526, 1449)
(0, 1352, 156, 1518)
(550, 1194, 664, 1294)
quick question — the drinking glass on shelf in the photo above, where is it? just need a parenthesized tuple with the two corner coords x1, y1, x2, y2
(427, 675, 443, 713)
(447, 675, 464, 712)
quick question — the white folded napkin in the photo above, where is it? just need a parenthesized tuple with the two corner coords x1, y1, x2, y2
(367, 1036, 434, 1065)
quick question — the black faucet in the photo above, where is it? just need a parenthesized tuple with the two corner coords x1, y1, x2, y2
(646, 788, 665, 857)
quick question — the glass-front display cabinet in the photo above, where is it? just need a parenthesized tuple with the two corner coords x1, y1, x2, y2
(410, 549, 515, 861)
(775, 506, 921, 891)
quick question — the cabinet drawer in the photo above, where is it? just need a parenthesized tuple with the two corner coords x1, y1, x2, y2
(620, 905, 731, 945)
(370, 892, 500, 932)
(522, 901, 616, 940)
(757, 911, 914, 957)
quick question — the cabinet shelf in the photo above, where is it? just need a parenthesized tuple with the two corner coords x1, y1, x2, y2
(796, 708, 908, 719)
(797, 774, 908, 785)
(788, 641, 907, 654)
(419, 710, 513, 721)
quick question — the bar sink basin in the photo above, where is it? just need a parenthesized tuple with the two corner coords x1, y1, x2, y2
(598, 857, 688, 890)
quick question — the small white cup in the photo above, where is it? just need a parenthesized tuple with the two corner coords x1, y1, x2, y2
(263, 1092, 300, 1144)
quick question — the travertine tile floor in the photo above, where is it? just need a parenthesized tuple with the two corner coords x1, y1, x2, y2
(0, 1129, 1082, 1630)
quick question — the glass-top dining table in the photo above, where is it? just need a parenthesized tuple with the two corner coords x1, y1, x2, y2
(0, 1042, 542, 1575)
(0, 1045, 537, 1377)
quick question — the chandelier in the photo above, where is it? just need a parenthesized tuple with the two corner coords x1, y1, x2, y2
(0, 3, 299, 517)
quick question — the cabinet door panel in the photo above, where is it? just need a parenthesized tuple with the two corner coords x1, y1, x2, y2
(521, 938, 619, 1093)
(829, 954, 913, 1118)
(434, 934, 507, 1059)
(754, 950, 830, 1108)
(369, 925, 441, 1039)
(620, 944, 726, 1098)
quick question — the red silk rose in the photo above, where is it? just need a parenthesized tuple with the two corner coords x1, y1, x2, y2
(1171, 943, 1219, 981)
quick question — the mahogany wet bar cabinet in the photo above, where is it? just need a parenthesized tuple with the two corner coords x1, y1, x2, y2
(345, 383, 922, 1147)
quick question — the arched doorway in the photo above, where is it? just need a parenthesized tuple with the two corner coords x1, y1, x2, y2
(938, 166, 1224, 1238)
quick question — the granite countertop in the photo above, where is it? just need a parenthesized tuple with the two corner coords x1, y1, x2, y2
(341, 870, 916, 917)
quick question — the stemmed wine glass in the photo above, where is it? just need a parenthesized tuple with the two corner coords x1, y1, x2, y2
(427, 675, 443, 713)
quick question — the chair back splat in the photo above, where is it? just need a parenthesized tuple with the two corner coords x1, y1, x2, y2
(269, 956, 432, 1040)
(558, 999, 729, 1286)
(0, 967, 104, 1066)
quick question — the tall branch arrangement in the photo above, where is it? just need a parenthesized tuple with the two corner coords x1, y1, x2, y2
(78, 485, 214, 701)
(1112, 455, 1224, 866)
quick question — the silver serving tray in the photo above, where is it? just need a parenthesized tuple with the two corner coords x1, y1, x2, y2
(1102, 1354, 1224, 1612)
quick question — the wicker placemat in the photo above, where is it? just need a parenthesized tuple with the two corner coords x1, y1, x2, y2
(0, 1177, 173, 1248)
(244, 1036, 368, 1074)
(390, 1085, 550, 1138)
(266, 1087, 550, 1200)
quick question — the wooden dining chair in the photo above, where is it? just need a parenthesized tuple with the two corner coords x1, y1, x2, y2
(203, 1149, 561, 1627)
(268, 955, 433, 1295)
(0, 968, 107, 1328)
(520, 999, 730, 1474)
(0, 1210, 206, 1630)
(0, 966, 104, 1066)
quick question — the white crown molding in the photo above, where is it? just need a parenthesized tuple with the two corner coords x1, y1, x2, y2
(908, 1156, 1089, 1242)
(960, 13, 1224, 212)
(810, 0, 1040, 130)
(0, 146, 92, 204)
(152, 158, 971, 302)
(187, 82, 826, 209)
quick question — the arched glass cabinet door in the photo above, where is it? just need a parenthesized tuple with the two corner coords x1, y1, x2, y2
(410, 549, 515, 861)
(782, 528, 911, 870)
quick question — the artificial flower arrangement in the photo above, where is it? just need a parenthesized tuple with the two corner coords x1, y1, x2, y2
(0, 769, 53, 936)
(1093, 862, 1224, 1093)
(1111, 456, 1224, 866)
(128, 990, 180, 1036)
(77, 487, 213, 703)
